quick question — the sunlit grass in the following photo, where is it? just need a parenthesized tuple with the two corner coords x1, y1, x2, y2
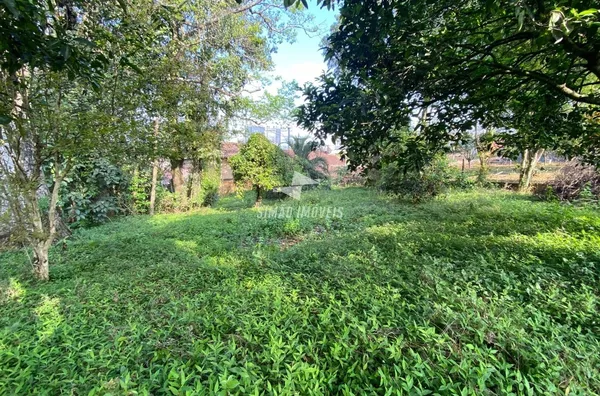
(0, 187, 599, 394)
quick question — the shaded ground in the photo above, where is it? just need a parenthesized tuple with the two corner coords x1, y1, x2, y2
(1, 188, 599, 394)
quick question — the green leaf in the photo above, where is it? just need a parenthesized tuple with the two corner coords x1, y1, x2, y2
(0, 114, 12, 125)
(578, 9, 598, 17)
(1, 0, 19, 18)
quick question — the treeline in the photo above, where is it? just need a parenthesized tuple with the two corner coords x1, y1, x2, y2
(0, 0, 312, 279)
(298, 0, 600, 195)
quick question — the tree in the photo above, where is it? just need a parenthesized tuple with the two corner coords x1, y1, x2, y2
(141, 1, 315, 201)
(239, 80, 301, 129)
(289, 136, 328, 180)
(230, 133, 292, 206)
(299, 0, 600, 172)
(454, 136, 477, 171)
(489, 87, 593, 190)
(474, 130, 500, 183)
(0, 0, 320, 280)
(0, 1, 146, 280)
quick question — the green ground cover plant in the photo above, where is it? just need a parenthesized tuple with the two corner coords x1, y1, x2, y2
(1, 188, 599, 394)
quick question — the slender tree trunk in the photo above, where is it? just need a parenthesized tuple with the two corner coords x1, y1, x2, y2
(30, 194, 50, 281)
(30, 171, 63, 281)
(149, 119, 159, 216)
(461, 158, 465, 173)
(518, 149, 531, 192)
(520, 149, 544, 192)
(255, 185, 262, 207)
(518, 149, 545, 192)
(477, 153, 489, 183)
(149, 161, 159, 215)
(170, 159, 185, 195)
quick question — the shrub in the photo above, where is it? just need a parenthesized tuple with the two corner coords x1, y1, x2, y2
(333, 167, 366, 187)
(549, 161, 600, 201)
(230, 134, 294, 205)
(199, 168, 220, 207)
(155, 187, 185, 213)
(58, 158, 129, 227)
(129, 169, 152, 214)
(379, 155, 453, 202)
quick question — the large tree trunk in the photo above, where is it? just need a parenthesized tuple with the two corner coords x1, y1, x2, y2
(170, 159, 185, 195)
(255, 185, 262, 207)
(32, 241, 50, 281)
(518, 149, 544, 192)
(149, 119, 160, 216)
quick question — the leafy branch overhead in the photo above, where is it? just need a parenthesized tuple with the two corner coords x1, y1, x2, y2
(298, 0, 600, 170)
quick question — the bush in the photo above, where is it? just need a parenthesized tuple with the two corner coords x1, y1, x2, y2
(199, 168, 220, 207)
(230, 134, 295, 204)
(449, 169, 476, 190)
(333, 167, 366, 187)
(155, 169, 221, 213)
(549, 161, 600, 202)
(58, 158, 129, 227)
(129, 169, 152, 214)
(156, 187, 186, 213)
(379, 155, 453, 202)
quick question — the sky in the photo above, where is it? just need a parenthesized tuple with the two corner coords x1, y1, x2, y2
(235, 2, 338, 144)
(265, 1, 338, 95)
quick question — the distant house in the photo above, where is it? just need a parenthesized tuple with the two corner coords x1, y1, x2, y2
(309, 151, 346, 174)
(285, 148, 347, 175)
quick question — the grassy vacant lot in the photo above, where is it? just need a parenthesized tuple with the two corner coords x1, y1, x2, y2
(1, 188, 599, 395)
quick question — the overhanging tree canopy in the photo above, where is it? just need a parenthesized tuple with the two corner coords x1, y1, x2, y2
(298, 0, 600, 169)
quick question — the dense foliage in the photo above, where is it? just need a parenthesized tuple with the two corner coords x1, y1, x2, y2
(0, 0, 315, 279)
(1, 188, 599, 393)
(298, 0, 600, 172)
(230, 134, 294, 205)
(289, 136, 329, 180)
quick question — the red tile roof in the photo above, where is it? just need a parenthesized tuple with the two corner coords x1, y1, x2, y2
(221, 142, 240, 158)
(309, 152, 346, 168)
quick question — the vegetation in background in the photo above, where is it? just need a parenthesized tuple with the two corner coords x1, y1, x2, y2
(550, 162, 600, 202)
(2, 0, 600, 392)
(288, 136, 329, 180)
(59, 158, 131, 227)
(0, 0, 316, 279)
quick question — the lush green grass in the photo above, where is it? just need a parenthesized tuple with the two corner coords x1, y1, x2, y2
(1, 188, 600, 395)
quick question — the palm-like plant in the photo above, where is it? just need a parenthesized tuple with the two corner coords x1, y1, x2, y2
(289, 136, 329, 180)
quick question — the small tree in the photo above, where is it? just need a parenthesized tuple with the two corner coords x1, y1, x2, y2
(230, 134, 292, 206)
(289, 136, 328, 180)
(475, 130, 499, 183)
(454, 135, 477, 171)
